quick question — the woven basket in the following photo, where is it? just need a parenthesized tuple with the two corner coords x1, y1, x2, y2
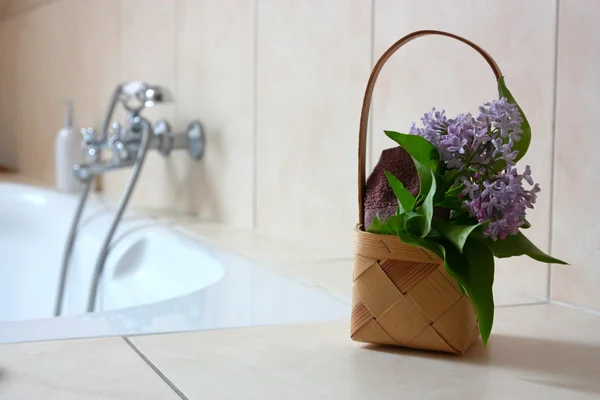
(351, 30, 503, 354)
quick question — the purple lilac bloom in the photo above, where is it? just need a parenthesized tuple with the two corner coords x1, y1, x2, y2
(410, 98, 535, 240)
(410, 98, 523, 171)
(462, 167, 540, 240)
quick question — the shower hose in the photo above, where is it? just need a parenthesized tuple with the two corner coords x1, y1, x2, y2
(54, 118, 152, 316)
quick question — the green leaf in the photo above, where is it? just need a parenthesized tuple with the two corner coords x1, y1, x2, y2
(498, 76, 531, 163)
(385, 215, 405, 235)
(442, 170, 461, 191)
(366, 214, 407, 236)
(432, 220, 483, 253)
(414, 163, 436, 238)
(396, 231, 467, 297)
(384, 130, 440, 169)
(437, 195, 464, 211)
(397, 231, 445, 260)
(521, 219, 531, 229)
(384, 171, 416, 213)
(442, 238, 495, 345)
(483, 231, 568, 265)
(432, 174, 447, 204)
(445, 184, 464, 197)
(403, 211, 426, 237)
(366, 213, 392, 234)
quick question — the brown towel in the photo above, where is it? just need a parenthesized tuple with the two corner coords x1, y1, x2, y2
(364, 146, 419, 229)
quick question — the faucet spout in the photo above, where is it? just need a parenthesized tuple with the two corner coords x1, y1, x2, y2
(73, 159, 135, 182)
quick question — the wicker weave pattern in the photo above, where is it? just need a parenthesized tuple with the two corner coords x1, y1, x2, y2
(351, 30, 500, 354)
(351, 228, 480, 354)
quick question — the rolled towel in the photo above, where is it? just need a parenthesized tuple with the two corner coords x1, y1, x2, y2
(364, 146, 419, 229)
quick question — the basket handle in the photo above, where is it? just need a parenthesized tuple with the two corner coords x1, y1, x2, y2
(357, 30, 503, 228)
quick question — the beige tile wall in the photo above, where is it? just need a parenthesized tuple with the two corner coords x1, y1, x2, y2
(552, 0, 600, 310)
(173, 0, 255, 227)
(0, 0, 596, 309)
(0, 0, 53, 22)
(3, 0, 120, 180)
(371, 0, 558, 301)
(0, 14, 18, 169)
(96, 0, 255, 229)
(103, 0, 179, 211)
(255, 0, 371, 248)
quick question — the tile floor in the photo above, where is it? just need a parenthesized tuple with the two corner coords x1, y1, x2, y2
(1, 303, 599, 399)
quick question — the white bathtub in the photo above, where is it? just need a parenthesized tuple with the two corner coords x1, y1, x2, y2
(0, 183, 350, 344)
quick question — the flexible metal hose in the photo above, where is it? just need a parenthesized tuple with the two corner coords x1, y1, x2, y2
(54, 181, 92, 317)
(54, 86, 124, 317)
(86, 119, 152, 313)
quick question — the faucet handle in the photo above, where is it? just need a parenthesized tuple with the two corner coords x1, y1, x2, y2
(80, 127, 101, 160)
(111, 122, 122, 139)
(108, 124, 128, 164)
(80, 127, 96, 143)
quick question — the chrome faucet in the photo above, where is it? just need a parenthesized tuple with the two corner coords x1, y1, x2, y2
(55, 82, 205, 317)
(73, 84, 204, 181)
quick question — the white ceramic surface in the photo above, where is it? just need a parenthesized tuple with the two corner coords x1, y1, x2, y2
(0, 182, 104, 322)
(0, 183, 349, 344)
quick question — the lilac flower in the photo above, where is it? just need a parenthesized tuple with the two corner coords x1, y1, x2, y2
(460, 178, 479, 199)
(410, 98, 524, 171)
(463, 166, 540, 240)
(477, 98, 523, 142)
(410, 98, 536, 240)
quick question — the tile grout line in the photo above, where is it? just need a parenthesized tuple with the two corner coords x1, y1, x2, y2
(495, 301, 547, 309)
(367, 0, 375, 172)
(251, 0, 259, 230)
(173, 0, 179, 130)
(546, 0, 560, 301)
(122, 337, 190, 400)
(548, 300, 600, 316)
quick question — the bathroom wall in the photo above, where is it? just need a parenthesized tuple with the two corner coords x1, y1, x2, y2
(551, 0, 600, 311)
(0, 0, 597, 311)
